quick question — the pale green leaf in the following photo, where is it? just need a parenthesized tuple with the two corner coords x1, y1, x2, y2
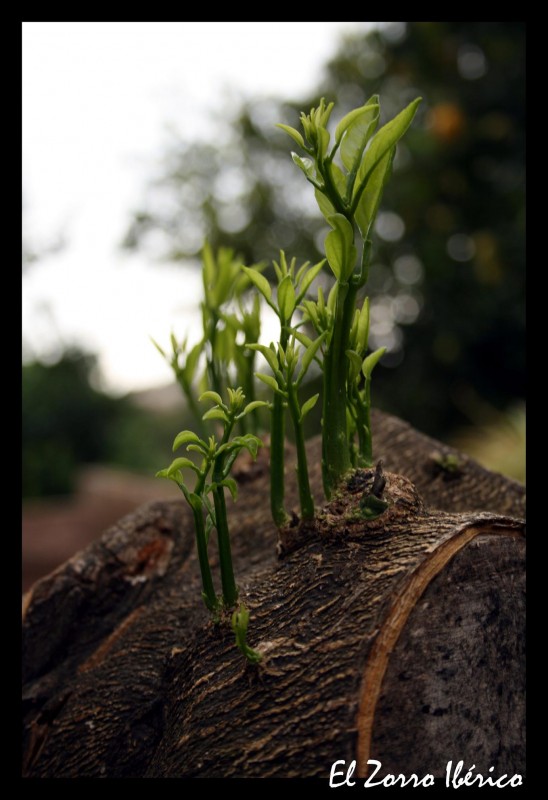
(204, 514, 214, 545)
(230, 435, 262, 460)
(300, 300, 319, 327)
(214, 323, 236, 363)
(325, 213, 357, 282)
(255, 372, 284, 394)
(356, 297, 370, 354)
(215, 246, 239, 307)
(325, 232, 341, 279)
(202, 407, 229, 422)
(291, 152, 316, 180)
(215, 441, 236, 457)
(314, 188, 336, 221)
(299, 392, 319, 420)
(279, 250, 289, 276)
(335, 102, 378, 146)
(317, 126, 330, 160)
(182, 341, 203, 383)
(349, 308, 360, 345)
(277, 274, 296, 322)
(150, 337, 166, 358)
(353, 98, 421, 202)
(202, 240, 216, 293)
(236, 260, 266, 297)
(187, 444, 207, 456)
(227, 387, 245, 411)
(329, 161, 347, 199)
(232, 604, 250, 642)
(362, 347, 387, 378)
(272, 259, 283, 283)
(220, 477, 238, 501)
(188, 492, 203, 514)
(294, 260, 311, 286)
(345, 349, 363, 383)
(341, 102, 380, 174)
(246, 343, 279, 373)
(276, 123, 305, 148)
(327, 282, 339, 312)
(199, 390, 224, 407)
(297, 331, 328, 384)
(354, 147, 395, 239)
(167, 457, 199, 477)
(242, 434, 262, 458)
(292, 330, 313, 349)
(242, 266, 272, 302)
(317, 286, 326, 311)
(172, 430, 204, 452)
(296, 259, 325, 302)
(240, 400, 268, 416)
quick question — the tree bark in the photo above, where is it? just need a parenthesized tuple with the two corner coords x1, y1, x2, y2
(22, 409, 525, 779)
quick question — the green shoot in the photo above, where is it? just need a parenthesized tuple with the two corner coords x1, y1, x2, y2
(278, 95, 421, 496)
(244, 252, 325, 524)
(201, 242, 265, 418)
(155, 242, 265, 436)
(232, 604, 262, 664)
(221, 293, 262, 434)
(151, 334, 206, 437)
(155, 93, 421, 664)
(156, 387, 266, 612)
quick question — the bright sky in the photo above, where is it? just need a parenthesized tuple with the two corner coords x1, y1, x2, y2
(22, 21, 374, 394)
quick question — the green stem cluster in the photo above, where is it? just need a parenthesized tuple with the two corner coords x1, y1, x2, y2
(269, 356, 289, 525)
(286, 380, 314, 520)
(211, 415, 238, 606)
(321, 280, 356, 494)
(278, 94, 421, 497)
(156, 387, 266, 618)
(244, 253, 325, 524)
(155, 94, 421, 662)
(153, 242, 266, 439)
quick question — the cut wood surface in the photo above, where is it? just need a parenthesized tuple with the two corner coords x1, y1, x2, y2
(22, 410, 525, 778)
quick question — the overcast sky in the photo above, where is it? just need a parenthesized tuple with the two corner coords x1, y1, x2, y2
(22, 21, 374, 394)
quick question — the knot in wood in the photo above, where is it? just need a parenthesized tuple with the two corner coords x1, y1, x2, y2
(277, 471, 424, 557)
(321, 470, 424, 538)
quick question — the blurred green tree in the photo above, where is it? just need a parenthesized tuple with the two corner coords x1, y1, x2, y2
(123, 22, 524, 440)
(22, 349, 184, 498)
(23, 350, 118, 497)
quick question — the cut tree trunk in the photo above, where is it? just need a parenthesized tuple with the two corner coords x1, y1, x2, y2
(22, 409, 525, 779)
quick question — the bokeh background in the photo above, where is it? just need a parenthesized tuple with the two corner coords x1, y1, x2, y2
(23, 21, 525, 590)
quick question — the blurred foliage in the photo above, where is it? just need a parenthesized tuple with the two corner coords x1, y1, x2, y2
(22, 349, 185, 498)
(124, 22, 525, 442)
(449, 402, 525, 483)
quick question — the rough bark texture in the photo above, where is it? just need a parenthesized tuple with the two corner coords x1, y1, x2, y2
(22, 410, 525, 779)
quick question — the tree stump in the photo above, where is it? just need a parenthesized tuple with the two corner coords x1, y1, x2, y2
(22, 409, 525, 779)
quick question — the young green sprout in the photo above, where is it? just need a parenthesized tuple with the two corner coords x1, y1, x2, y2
(155, 94, 421, 666)
(243, 253, 325, 524)
(156, 387, 266, 612)
(154, 242, 266, 437)
(249, 333, 325, 521)
(278, 95, 421, 497)
(201, 242, 265, 419)
(151, 333, 206, 437)
(232, 604, 262, 664)
(221, 293, 262, 434)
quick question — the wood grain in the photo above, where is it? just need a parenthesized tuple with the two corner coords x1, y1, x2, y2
(22, 410, 525, 778)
